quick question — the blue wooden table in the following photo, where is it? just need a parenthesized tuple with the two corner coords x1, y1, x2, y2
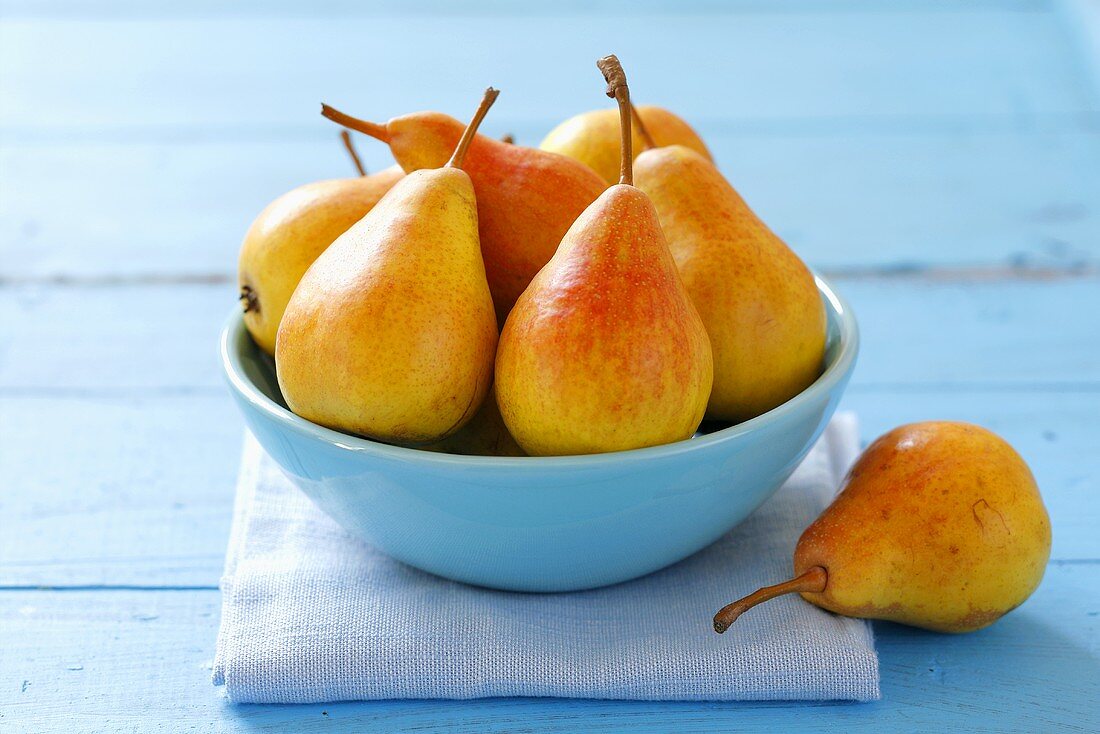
(2, 1, 1099, 731)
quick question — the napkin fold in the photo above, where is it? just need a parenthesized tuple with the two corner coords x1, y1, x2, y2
(213, 413, 879, 704)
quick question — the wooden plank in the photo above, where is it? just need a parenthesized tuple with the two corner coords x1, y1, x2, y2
(1062, 0, 1100, 100)
(2, 389, 1095, 588)
(1, 7, 1095, 139)
(5, 128, 1100, 280)
(1, 279, 1096, 391)
(0, 395, 241, 588)
(1, 565, 1096, 731)
(846, 277, 1100, 389)
(0, 284, 231, 391)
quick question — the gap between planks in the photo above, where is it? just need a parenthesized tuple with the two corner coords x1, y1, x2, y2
(3, 558, 1098, 593)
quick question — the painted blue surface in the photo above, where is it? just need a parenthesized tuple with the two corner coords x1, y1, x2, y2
(2, 1, 1099, 732)
(220, 277, 855, 591)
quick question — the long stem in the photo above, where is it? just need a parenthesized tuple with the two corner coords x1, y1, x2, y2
(630, 103, 657, 151)
(445, 87, 500, 170)
(340, 130, 367, 176)
(713, 566, 828, 633)
(597, 55, 633, 186)
(320, 104, 390, 143)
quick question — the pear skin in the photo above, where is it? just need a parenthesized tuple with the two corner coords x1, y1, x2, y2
(276, 91, 500, 444)
(796, 422, 1051, 632)
(495, 56, 713, 457)
(634, 145, 826, 422)
(715, 422, 1052, 634)
(322, 106, 607, 322)
(495, 184, 712, 455)
(238, 166, 403, 355)
(540, 105, 712, 185)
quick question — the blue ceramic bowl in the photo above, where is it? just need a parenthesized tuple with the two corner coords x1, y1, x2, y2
(220, 276, 858, 592)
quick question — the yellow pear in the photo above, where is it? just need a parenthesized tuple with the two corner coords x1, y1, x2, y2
(276, 89, 500, 444)
(540, 104, 711, 185)
(634, 142, 826, 423)
(320, 103, 606, 323)
(238, 133, 402, 355)
(714, 422, 1052, 634)
(496, 56, 713, 456)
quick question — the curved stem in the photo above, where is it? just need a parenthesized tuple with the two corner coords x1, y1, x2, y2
(597, 55, 633, 186)
(630, 102, 657, 151)
(446, 87, 500, 170)
(320, 104, 390, 143)
(340, 130, 367, 176)
(713, 566, 828, 634)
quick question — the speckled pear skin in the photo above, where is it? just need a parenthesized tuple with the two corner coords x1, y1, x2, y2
(540, 105, 712, 185)
(795, 421, 1052, 633)
(634, 145, 826, 422)
(275, 168, 498, 444)
(237, 166, 403, 355)
(379, 112, 607, 323)
(495, 185, 713, 456)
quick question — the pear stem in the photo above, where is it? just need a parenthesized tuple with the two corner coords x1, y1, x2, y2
(598, 55, 633, 186)
(321, 104, 391, 143)
(713, 566, 828, 634)
(630, 103, 657, 151)
(445, 87, 500, 170)
(239, 284, 259, 314)
(340, 130, 367, 177)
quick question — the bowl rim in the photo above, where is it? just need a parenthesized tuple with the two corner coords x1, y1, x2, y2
(221, 274, 859, 468)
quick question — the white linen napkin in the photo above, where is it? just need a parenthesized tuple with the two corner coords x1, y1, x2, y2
(213, 413, 879, 704)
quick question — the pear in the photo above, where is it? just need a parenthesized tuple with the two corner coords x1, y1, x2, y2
(320, 102, 606, 323)
(495, 56, 713, 457)
(419, 387, 525, 457)
(634, 138, 826, 423)
(540, 104, 712, 185)
(714, 422, 1052, 634)
(238, 134, 402, 355)
(276, 89, 500, 444)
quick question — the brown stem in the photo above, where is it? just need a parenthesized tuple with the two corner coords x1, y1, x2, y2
(597, 55, 633, 186)
(630, 103, 657, 151)
(500, 133, 515, 144)
(239, 284, 259, 314)
(445, 87, 500, 170)
(320, 104, 390, 143)
(340, 130, 367, 176)
(713, 566, 828, 634)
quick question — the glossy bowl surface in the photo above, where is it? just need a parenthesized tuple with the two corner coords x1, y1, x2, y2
(221, 276, 858, 591)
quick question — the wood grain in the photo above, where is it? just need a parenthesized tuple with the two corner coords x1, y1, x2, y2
(2, 566, 1096, 731)
(5, 128, 1100, 280)
(2, 9, 1093, 138)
